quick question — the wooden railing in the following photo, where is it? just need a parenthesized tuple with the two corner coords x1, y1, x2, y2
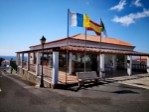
(22, 61, 27, 69)
(29, 64, 36, 73)
(18, 60, 21, 66)
(39, 65, 52, 79)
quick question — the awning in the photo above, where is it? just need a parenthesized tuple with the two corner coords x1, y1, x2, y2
(16, 46, 149, 56)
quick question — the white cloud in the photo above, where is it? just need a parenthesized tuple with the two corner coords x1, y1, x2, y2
(133, 0, 143, 7)
(110, 0, 127, 11)
(112, 9, 149, 26)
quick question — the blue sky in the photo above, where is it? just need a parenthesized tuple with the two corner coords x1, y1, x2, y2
(0, 0, 149, 56)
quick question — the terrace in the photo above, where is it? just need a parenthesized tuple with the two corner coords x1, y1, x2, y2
(16, 34, 149, 88)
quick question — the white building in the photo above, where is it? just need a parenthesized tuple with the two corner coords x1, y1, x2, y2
(16, 34, 149, 88)
(1, 60, 10, 67)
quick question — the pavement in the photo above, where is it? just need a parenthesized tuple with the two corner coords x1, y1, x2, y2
(1, 69, 149, 112)
(108, 73, 149, 90)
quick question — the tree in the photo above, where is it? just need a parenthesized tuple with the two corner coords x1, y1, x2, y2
(0, 58, 5, 66)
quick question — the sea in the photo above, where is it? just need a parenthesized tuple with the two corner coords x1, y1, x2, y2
(0, 56, 27, 61)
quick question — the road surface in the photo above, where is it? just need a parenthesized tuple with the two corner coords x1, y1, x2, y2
(1, 70, 149, 112)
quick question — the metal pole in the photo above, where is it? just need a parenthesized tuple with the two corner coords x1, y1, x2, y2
(40, 44, 44, 87)
(99, 19, 102, 76)
(65, 9, 70, 84)
(84, 29, 87, 72)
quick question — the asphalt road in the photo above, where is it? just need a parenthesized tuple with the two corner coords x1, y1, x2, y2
(1, 70, 149, 112)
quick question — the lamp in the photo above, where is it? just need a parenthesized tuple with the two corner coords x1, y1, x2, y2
(40, 36, 46, 87)
(40, 36, 46, 45)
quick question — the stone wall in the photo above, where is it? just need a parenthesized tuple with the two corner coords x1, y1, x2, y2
(17, 67, 51, 88)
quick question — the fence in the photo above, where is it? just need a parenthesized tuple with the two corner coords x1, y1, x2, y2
(132, 64, 147, 71)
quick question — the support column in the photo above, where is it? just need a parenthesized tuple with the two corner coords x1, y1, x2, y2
(69, 52, 72, 75)
(21, 53, 24, 68)
(124, 56, 127, 69)
(27, 53, 30, 71)
(17, 53, 20, 66)
(147, 56, 149, 73)
(112, 55, 116, 70)
(30, 53, 34, 64)
(97, 55, 100, 72)
(16, 53, 19, 66)
(33, 52, 36, 64)
(52, 51, 59, 88)
(36, 52, 41, 75)
(100, 54, 105, 78)
(127, 55, 132, 76)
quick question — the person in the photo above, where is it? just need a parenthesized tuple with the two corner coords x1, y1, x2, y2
(10, 58, 13, 74)
(0, 58, 4, 66)
(109, 60, 113, 68)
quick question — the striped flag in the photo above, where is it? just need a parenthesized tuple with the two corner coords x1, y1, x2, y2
(70, 11, 104, 36)
(70, 13, 90, 28)
(100, 19, 107, 37)
(87, 20, 103, 35)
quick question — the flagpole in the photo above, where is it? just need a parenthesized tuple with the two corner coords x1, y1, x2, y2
(84, 29, 87, 72)
(65, 8, 70, 84)
(99, 33, 101, 76)
(99, 18, 103, 77)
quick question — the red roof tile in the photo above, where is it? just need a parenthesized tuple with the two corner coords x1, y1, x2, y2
(30, 34, 133, 48)
(134, 56, 148, 61)
(70, 34, 133, 46)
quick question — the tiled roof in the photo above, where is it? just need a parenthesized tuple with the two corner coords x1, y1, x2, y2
(134, 56, 148, 61)
(30, 34, 133, 48)
(2, 60, 10, 63)
(70, 34, 133, 46)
